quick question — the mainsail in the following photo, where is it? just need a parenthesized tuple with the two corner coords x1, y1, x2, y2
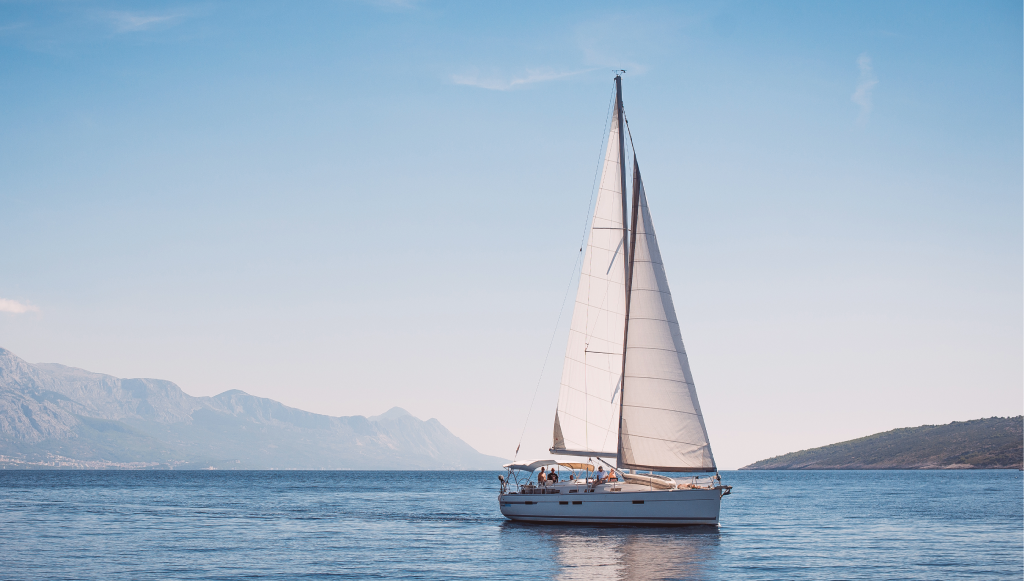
(617, 161, 716, 472)
(550, 90, 628, 457)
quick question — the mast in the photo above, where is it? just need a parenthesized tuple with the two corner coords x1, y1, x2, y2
(615, 74, 628, 307)
(616, 157, 641, 468)
(614, 74, 634, 468)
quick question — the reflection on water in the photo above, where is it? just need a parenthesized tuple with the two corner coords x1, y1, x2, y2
(501, 522, 720, 580)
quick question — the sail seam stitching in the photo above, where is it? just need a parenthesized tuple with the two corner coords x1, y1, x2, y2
(622, 316, 680, 322)
(562, 385, 622, 398)
(619, 433, 707, 446)
(621, 377, 695, 386)
(624, 346, 686, 354)
(558, 410, 619, 430)
(622, 404, 700, 414)
(562, 357, 622, 369)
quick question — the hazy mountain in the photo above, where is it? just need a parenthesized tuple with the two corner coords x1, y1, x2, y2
(0, 347, 505, 470)
(741, 417, 1023, 470)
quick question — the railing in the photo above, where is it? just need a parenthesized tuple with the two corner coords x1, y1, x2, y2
(500, 474, 594, 495)
(500, 470, 727, 496)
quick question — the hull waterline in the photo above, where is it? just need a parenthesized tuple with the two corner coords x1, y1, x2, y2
(498, 487, 722, 525)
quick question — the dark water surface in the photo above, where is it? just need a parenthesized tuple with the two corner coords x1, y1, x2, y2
(0, 470, 1020, 580)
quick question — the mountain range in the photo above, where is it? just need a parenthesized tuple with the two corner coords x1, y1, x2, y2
(741, 416, 1023, 470)
(0, 347, 505, 470)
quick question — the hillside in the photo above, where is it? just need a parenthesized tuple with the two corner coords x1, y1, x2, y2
(741, 417, 1023, 470)
(0, 347, 505, 470)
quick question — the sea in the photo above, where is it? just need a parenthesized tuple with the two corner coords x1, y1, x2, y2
(0, 470, 1021, 580)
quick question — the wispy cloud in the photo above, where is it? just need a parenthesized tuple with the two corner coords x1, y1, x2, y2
(0, 22, 28, 34)
(452, 68, 592, 91)
(0, 298, 38, 314)
(107, 11, 178, 33)
(852, 53, 878, 123)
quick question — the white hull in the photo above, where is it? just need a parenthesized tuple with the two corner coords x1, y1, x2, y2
(499, 483, 722, 525)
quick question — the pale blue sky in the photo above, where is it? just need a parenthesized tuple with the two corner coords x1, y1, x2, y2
(1, 1, 1021, 468)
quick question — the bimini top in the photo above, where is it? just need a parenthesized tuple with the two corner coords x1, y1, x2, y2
(503, 459, 595, 472)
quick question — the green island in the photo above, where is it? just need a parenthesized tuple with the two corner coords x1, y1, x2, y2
(741, 416, 1023, 470)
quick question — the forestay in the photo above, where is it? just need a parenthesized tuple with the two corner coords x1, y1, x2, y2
(617, 163, 716, 472)
(550, 95, 627, 458)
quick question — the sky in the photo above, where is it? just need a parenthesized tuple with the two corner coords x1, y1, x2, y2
(0, 1, 1020, 469)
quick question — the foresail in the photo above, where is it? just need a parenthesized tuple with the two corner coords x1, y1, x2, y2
(618, 163, 716, 472)
(551, 101, 627, 458)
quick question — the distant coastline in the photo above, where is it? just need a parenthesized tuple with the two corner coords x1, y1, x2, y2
(741, 416, 1023, 470)
(0, 347, 506, 470)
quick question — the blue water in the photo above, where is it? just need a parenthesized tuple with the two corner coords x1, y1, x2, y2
(0, 470, 1020, 580)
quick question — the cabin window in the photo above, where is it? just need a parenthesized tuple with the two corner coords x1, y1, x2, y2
(632, 500, 644, 504)
(572, 501, 582, 505)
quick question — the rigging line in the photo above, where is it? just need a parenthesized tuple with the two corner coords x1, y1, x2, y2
(579, 83, 619, 248)
(623, 107, 638, 161)
(512, 81, 617, 462)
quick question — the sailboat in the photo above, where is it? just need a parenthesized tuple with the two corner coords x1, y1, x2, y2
(498, 74, 731, 525)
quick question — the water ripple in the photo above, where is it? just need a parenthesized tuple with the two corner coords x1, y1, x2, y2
(0, 470, 1020, 580)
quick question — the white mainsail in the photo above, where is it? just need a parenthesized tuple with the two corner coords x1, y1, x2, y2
(551, 96, 627, 457)
(617, 162, 716, 472)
